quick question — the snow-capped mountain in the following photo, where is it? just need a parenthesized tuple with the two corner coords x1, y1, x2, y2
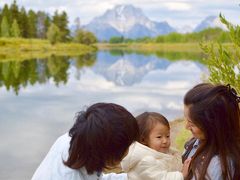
(84, 4, 175, 41)
(72, 4, 228, 41)
(194, 16, 227, 32)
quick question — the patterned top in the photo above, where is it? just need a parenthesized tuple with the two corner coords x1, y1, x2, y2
(183, 139, 230, 180)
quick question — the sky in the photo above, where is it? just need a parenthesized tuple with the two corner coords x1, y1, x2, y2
(0, 0, 239, 28)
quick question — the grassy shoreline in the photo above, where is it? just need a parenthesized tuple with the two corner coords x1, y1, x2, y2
(0, 38, 96, 61)
(0, 39, 233, 62)
(97, 42, 233, 53)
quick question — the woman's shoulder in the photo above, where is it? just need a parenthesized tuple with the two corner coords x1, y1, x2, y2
(208, 155, 233, 170)
(206, 155, 234, 179)
(205, 155, 223, 179)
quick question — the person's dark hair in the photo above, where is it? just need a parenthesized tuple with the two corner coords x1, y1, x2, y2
(64, 103, 139, 174)
(184, 83, 240, 180)
(136, 112, 170, 144)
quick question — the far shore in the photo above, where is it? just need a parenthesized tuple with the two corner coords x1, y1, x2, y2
(0, 38, 234, 62)
(0, 38, 96, 62)
(97, 42, 233, 53)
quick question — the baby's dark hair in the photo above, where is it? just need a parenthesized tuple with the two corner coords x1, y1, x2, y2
(64, 103, 139, 174)
(136, 112, 170, 144)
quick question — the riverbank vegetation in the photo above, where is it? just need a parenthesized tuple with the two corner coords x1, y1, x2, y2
(99, 27, 233, 55)
(0, 38, 96, 61)
(201, 14, 240, 93)
(98, 42, 203, 52)
(104, 26, 233, 56)
(108, 27, 230, 44)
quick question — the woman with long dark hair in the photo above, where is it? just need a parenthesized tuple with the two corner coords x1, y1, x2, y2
(32, 103, 139, 180)
(182, 83, 240, 179)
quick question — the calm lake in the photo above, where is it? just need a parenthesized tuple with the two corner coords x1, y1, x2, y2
(0, 50, 207, 180)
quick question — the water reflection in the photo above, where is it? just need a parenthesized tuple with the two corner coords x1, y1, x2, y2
(108, 49, 205, 62)
(0, 53, 96, 95)
(0, 50, 207, 180)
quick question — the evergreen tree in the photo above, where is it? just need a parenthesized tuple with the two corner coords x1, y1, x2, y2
(0, 2, 73, 40)
(9, 0, 19, 24)
(43, 16, 51, 38)
(18, 7, 29, 38)
(2, 4, 10, 23)
(0, 9, 2, 35)
(10, 19, 21, 37)
(52, 11, 70, 42)
(52, 10, 60, 28)
(1, 16, 10, 37)
(47, 23, 61, 45)
(0, 8, 2, 23)
(28, 10, 37, 38)
(59, 11, 70, 41)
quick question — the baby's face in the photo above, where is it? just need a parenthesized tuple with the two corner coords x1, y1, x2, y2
(147, 123, 170, 153)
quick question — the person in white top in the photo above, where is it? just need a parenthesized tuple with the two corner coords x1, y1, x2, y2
(32, 103, 139, 180)
(121, 112, 185, 180)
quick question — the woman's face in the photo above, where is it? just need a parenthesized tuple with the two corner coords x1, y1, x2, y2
(184, 105, 205, 140)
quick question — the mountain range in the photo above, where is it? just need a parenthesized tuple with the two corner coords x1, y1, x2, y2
(74, 4, 226, 41)
(193, 15, 227, 32)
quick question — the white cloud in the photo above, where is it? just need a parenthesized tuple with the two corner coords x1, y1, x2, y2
(164, 2, 192, 11)
(167, 101, 182, 110)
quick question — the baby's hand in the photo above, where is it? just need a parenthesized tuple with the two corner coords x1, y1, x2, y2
(182, 158, 191, 178)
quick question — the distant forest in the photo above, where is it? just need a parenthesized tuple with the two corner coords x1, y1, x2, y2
(109, 28, 231, 43)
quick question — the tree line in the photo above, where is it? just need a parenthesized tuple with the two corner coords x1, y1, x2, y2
(0, 0, 97, 45)
(109, 28, 231, 43)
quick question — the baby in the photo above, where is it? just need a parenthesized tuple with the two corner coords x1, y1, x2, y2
(121, 112, 183, 180)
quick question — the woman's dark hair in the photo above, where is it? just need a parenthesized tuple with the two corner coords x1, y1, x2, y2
(184, 83, 240, 180)
(64, 103, 139, 174)
(136, 112, 170, 144)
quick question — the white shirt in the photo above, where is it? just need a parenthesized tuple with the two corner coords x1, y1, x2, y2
(32, 133, 127, 180)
